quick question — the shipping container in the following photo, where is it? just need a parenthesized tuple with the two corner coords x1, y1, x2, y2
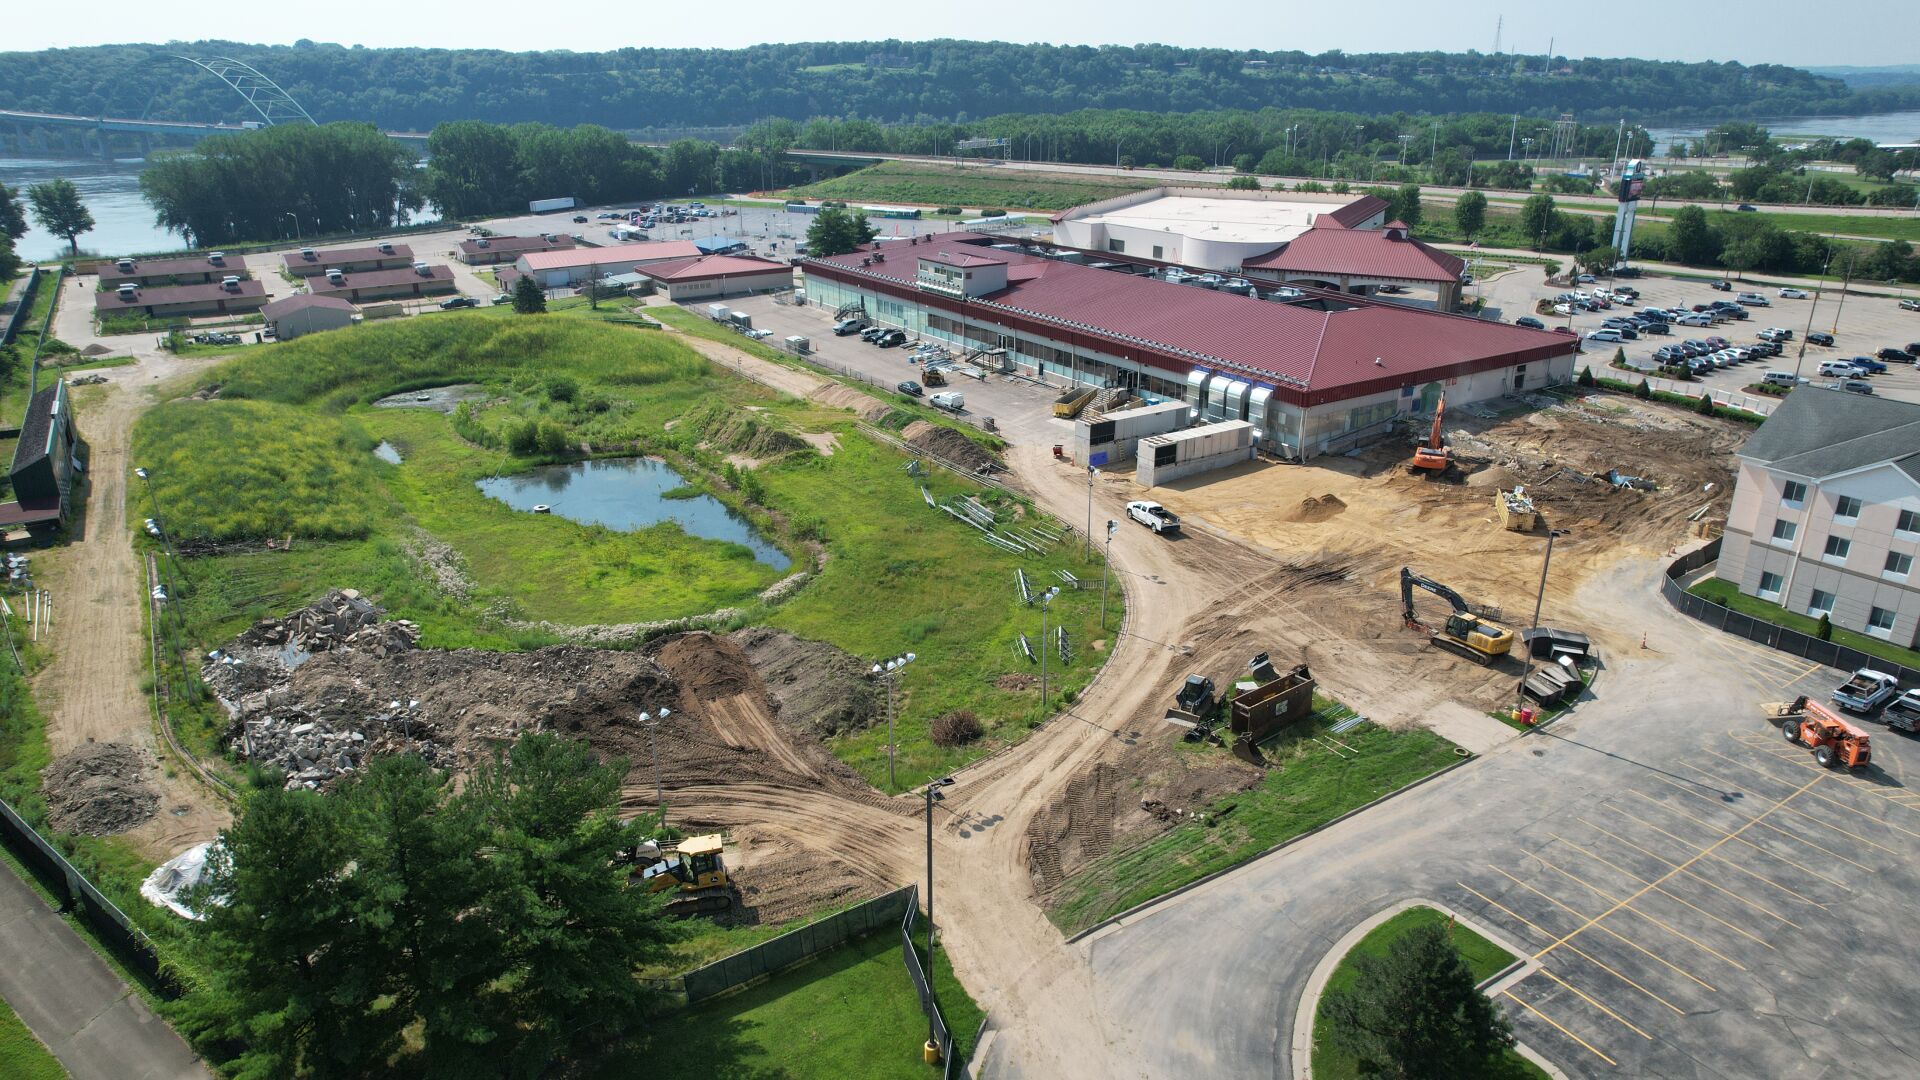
(706, 303, 731, 322)
(529, 196, 577, 213)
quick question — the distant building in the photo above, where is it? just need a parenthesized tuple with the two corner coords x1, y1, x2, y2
(94, 279, 268, 320)
(1243, 220, 1466, 311)
(284, 242, 416, 278)
(304, 265, 458, 304)
(1719, 390, 1920, 647)
(262, 294, 355, 340)
(514, 241, 705, 288)
(97, 252, 250, 288)
(456, 234, 577, 266)
(636, 254, 793, 301)
(1, 380, 77, 533)
(692, 236, 750, 256)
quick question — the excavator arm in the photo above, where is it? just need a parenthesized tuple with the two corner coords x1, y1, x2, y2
(1401, 567, 1472, 624)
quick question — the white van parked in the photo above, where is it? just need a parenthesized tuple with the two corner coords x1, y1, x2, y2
(1761, 371, 1803, 388)
(1818, 359, 1862, 378)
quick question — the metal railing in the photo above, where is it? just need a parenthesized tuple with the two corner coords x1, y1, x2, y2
(1661, 539, 1920, 686)
(1636, 373, 1778, 417)
(899, 884, 959, 1078)
(0, 266, 41, 346)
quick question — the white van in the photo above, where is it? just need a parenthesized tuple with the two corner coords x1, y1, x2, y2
(929, 391, 965, 412)
(1761, 371, 1801, 388)
(1818, 359, 1862, 378)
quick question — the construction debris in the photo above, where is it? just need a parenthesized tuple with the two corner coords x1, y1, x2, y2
(1495, 487, 1539, 532)
(42, 742, 160, 835)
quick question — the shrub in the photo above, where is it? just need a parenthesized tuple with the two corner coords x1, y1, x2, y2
(1634, 379, 1652, 400)
(930, 710, 984, 747)
(543, 375, 579, 402)
(507, 419, 541, 456)
(1577, 366, 1596, 387)
(1694, 391, 1716, 416)
(979, 208, 1006, 217)
(936, 206, 962, 215)
(1225, 175, 1261, 191)
(1817, 614, 1833, 641)
(537, 420, 572, 455)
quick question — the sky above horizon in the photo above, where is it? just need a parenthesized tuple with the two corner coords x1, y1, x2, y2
(7, 0, 1916, 67)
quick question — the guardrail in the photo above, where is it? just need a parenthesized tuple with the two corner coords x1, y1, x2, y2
(1661, 538, 1920, 686)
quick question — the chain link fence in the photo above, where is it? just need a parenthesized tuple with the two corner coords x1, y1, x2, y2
(666, 887, 915, 1004)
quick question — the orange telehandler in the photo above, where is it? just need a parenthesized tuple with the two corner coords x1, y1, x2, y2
(1774, 697, 1873, 770)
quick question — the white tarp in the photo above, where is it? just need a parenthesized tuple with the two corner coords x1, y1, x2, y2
(140, 841, 219, 920)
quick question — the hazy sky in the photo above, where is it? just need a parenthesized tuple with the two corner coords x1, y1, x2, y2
(7, 0, 1915, 67)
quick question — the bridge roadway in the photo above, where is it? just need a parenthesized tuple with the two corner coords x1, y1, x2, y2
(0, 108, 427, 141)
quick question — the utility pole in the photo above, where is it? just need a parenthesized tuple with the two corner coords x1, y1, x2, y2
(923, 775, 955, 1064)
(1515, 530, 1567, 719)
(1100, 519, 1116, 631)
(1084, 466, 1099, 561)
(1038, 587, 1060, 715)
(871, 653, 915, 792)
(1831, 247, 1857, 334)
(1792, 250, 1831, 383)
(1508, 114, 1518, 161)
(638, 708, 671, 831)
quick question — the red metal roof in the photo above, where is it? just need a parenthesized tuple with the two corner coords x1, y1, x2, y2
(457, 234, 576, 256)
(98, 254, 241, 279)
(95, 279, 268, 311)
(262, 294, 355, 318)
(1327, 195, 1390, 228)
(283, 243, 414, 269)
(635, 254, 791, 282)
(307, 265, 456, 295)
(1242, 223, 1466, 284)
(519, 241, 700, 271)
(805, 236, 1569, 402)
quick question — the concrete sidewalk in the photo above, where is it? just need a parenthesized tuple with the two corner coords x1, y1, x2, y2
(0, 860, 210, 1080)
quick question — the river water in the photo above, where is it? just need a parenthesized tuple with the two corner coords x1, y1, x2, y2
(1644, 109, 1920, 151)
(0, 156, 180, 262)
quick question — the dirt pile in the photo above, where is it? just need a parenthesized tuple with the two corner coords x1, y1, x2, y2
(729, 627, 883, 738)
(42, 743, 160, 835)
(1291, 493, 1347, 522)
(900, 420, 1000, 474)
(811, 385, 891, 421)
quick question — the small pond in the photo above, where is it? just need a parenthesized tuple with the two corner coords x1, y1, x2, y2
(372, 441, 403, 464)
(476, 457, 791, 570)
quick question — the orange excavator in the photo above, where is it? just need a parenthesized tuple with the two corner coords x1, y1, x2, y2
(1410, 395, 1451, 475)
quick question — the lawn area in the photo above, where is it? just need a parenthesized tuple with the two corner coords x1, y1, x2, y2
(0, 994, 66, 1080)
(1644, 208, 1920, 245)
(1046, 701, 1462, 935)
(1312, 905, 1543, 1080)
(787, 161, 1154, 212)
(600, 931, 982, 1080)
(1688, 576, 1920, 670)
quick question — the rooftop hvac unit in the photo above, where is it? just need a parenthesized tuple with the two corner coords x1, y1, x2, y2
(301, 247, 316, 259)
(116, 283, 137, 298)
(378, 242, 395, 254)
(115, 257, 135, 272)
(221, 275, 241, 290)
(413, 261, 431, 276)
(475, 238, 491, 248)
(327, 268, 344, 283)
(541, 233, 555, 242)
(207, 251, 226, 265)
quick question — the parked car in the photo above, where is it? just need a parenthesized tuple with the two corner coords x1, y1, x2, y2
(1575, 273, 1596, 284)
(896, 380, 923, 396)
(1851, 357, 1888, 374)
(1514, 316, 1546, 329)
(1552, 303, 1574, 316)
(1705, 336, 1730, 349)
(1902, 298, 1920, 311)
(1878, 347, 1917, 364)
(439, 296, 478, 309)
(1781, 287, 1810, 299)
(1710, 280, 1733, 291)
(833, 317, 868, 335)
(1653, 346, 1679, 362)
(1831, 379, 1875, 396)
(1808, 331, 1836, 346)
(1127, 500, 1181, 534)
(1587, 329, 1624, 343)
(1737, 292, 1771, 306)
(571, 215, 589, 223)
(1751, 341, 1783, 358)
(877, 329, 908, 348)
(859, 326, 888, 342)
(1641, 322, 1670, 336)
(1819, 359, 1864, 377)
(491, 293, 513, 306)
(1758, 327, 1793, 342)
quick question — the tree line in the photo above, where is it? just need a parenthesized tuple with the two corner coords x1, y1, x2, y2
(0, 40, 1914, 132)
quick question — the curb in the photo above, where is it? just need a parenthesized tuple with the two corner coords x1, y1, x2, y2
(1287, 899, 1566, 1080)
(1064, 751, 1476, 945)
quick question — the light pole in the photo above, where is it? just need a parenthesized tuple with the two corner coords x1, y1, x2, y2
(923, 775, 955, 1063)
(1101, 519, 1116, 631)
(282, 211, 301, 242)
(870, 653, 915, 791)
(1083, 465, 1099, 561)
(1515, 529, 1568, 718)
(639, 707, 672, 831)
(1038, 586, 1061, 715)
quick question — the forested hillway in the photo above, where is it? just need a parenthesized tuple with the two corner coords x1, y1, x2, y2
(3, 40, 1917, 132)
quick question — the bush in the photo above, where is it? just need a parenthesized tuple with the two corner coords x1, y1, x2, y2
(936, 206, 962, 215)
(1817, 614, 1834, 642)
(543, 375, 579, 402)
(979, 208, 1006, 217)
(1635, 379, 1652, 400)
(930, 710, 984, 748)
(1577, 366, 1596, 387)
(1225, 175, 1261, 191)
(1694, 391, 1717, 416)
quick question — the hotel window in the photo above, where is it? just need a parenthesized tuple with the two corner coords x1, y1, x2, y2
(1808, 589, 1835, 616)
(1757, 571, 1784, 600)
(1781, 480, 1806, 506)
(1835, 495, 1862, 521)
(1900, 509, 1920, 534)
(1771, 519, 1797, 543)
(1868, 607, 1897, 638)
(1824, 535, 1851, 560)
(1889, 551, 1913, 577)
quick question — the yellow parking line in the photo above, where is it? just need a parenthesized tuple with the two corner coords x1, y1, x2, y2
(1705, 746, 1920, 830)
(1539, 967, 1653, 1040)
(1457, 882, 1687, 1014)
(1685, 755, 1911, 850)
(1537, 775, 1823, 965)
(1579, 816, 1803, 928)
(1642, 780, 1871, 877)
(1528, 851, 1749, 970)
(1548, 833, 1772, 949)
(1490, 866, 1718, 991)
(1737, 735, 1920, 810)
(1615, 801, 1836, 903)
(1503, 988, 1618, 1066)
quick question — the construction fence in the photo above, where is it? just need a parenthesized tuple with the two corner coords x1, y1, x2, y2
(0, 793, 174, 992)
(899, 884, 960, 1079)
(669, 886, 916, 1004)
(1662, 539, 1920, 686)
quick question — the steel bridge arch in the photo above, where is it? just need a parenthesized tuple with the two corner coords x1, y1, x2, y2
(172, 56, 319, 127)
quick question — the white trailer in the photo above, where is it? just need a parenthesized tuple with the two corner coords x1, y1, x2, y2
(529, 196, 577, 214)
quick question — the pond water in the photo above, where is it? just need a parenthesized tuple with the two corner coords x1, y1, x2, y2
(373, 441, 403, 464)
(476, 456, 791, 570)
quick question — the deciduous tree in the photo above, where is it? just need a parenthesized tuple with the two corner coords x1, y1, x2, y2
(1452, 190, 1486, 240)
(26, 179, 93, 255)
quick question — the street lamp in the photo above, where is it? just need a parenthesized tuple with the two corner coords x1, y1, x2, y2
(282, 211, 301, 242)
(1101, 519, 1117, 631)
(638, 708, 672, 831)
(1038, 587, 1061, 714)
(870, 653, 916, 791)
(1515, 529, 1568, 719)
(1084, 465, 1100, 561)
(923, 775, 956, 1064)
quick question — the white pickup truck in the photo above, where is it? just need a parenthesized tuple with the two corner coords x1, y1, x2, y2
(1127, 500, 1181, 534)
(1831, 668, 1900, 713)
(1882, 688, 1920, 733)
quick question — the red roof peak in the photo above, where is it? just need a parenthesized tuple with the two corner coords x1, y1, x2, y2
(1384, 220, 1411, 232)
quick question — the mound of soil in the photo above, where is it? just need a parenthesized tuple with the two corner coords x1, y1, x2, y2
(42, 743, 160, 836)
(812, 386, 891, 422)
(1292, 493, 1347, 522)
(729, 627, 883, 738)
(900, 420, 999, 474)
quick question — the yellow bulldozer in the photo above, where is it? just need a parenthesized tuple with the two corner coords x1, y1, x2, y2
(635, 833, 734, 917)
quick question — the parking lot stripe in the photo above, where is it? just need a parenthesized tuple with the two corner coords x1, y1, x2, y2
(1537, 775, 1823, 966)
(1489, 866, 1718, 991)
(1501, 988, 1618, 1066)
(1619, 796, 1841, 900)
(1708, 745, 1920, 826)
(1526, 851, 1749, 971)
(1685, 754, 1913, 848)
(1538, 967, 1653, 1040)
(1663, 770, 1900, 856)
(1578, 816, 1803, 928)
(1642, 780, 1869, 879)
(1457, 882, 1686, 1014)
(1546, 833, 1772, 949)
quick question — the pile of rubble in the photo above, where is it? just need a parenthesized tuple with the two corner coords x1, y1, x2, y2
(42, 742, 160, 835)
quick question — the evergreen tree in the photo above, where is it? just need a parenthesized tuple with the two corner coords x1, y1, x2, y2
(1695, 391, 1717, 416)
(1635, 378, 1653, 400)
(1578, 366, 1596, 387)
(513, 275, 546, 314)
(1320, 923, 1515, 1080)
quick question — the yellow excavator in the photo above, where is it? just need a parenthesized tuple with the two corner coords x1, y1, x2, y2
(634, 834, 734, 917)
(1400, 567, 1514, 664)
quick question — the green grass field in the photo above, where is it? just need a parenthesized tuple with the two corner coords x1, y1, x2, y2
(1688, 577, 1920, 670)
(1312, 906, 1543, 1080)
(1046, 701, 1461, 934)
(601, 931, 981, 1080)
(787, 161, 1154, 212)
(0, 995, 66, 1080)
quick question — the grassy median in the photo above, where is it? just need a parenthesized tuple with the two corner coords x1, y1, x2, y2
(0, 995, 67, 1080)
